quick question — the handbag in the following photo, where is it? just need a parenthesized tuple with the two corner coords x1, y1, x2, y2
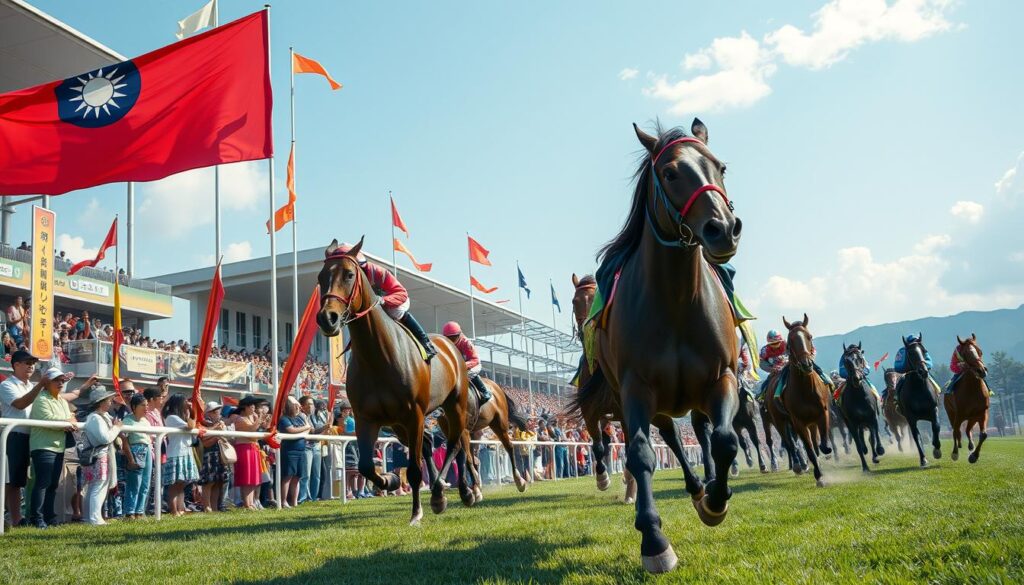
(218, 438, 237, 465)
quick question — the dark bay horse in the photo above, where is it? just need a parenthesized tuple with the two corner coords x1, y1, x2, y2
(461, 378, 530, 499)
(828, 397, 851, 458)
(765, 315, 831, 486)
(945, 334, 991, 463)
(760, 394, 806, 473)
(731, 379, 768, 474)
(896, 335, 942, 467)
(838, 343, 885, 471)
(572, 119, 742, 573)
(316, 238, 472, 525)
(882, 369, 908, 452)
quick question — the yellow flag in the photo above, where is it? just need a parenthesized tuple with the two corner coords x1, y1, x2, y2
(113, 281, 122, 385)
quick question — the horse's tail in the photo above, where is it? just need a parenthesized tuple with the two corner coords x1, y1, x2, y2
(565, 356, 614, 424)
(503, 387, 529, 432)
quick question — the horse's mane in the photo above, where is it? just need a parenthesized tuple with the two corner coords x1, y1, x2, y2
(596, 123, 690, 265)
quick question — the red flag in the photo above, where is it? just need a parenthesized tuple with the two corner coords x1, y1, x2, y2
(327, 385, 340, 416)
(391, 196, 409, 237)
(393, 239, 431, 272)
(468, 236, 492, 266)
(67, 218, 117, 276)
(270, 285, 322, 429)
(267, 145, 296, 232)
(191, 262, 225, 422)
(873, 352, 890, 371)
(470, 276, 498, 294)
(0, 11, 272, 196)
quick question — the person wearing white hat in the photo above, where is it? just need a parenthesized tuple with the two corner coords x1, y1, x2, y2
(79, 383, 122, 525)
(199, 400, 230, 513)
(26, 366, 79, 528)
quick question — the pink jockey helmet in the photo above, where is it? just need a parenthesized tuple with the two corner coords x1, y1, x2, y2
(442, 321, 462, 337)
(334, 242, 367, 265)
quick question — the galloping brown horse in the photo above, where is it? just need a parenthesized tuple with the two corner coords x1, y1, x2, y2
(945, 334, 991, 463)
(573, 120, 742, 573)
(765, 314, 831, 486)
(882, 369, 908, 452)
(315, 238, 472, 525)
(460, 379, 530, 500)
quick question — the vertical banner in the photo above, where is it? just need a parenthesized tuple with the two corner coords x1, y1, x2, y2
(30, 206, 56, 359)
(327, 329, 346, 413)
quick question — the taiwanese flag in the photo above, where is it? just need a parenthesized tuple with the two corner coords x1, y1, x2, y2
(0, 11, 272, 196)
(468, 236, 492, 266)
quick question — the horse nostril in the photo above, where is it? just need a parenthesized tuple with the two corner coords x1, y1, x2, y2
(326, 311, 340, 327)
(702, 220, 725, 244)
(732, 217, 743, 237)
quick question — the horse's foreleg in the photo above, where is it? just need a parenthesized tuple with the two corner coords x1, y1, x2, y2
(870, 416, 885, 461)
(817, 411, 832, 455)
(691, 411, 715, 482)
(851, 424, 870, 472)
(794, 422, 825, 487)
(459, 432, 480, 505)
(965, 419, 975, 452)
(744, 420, 768, 473)
(406, 417, 426, 525)
(355, 421, 394, 494)
(907, 419, 928, 467)
(621, 388, 675, 574)
(734, 425, 752, 468)
(653, 415, 704, 499)
(494, 421, 527, 492)
(702, 374, 740, 518)
(761, 409, 779, 472)
(950, 417, 962, 461)
(930, 414, 942, 460)
(969, 411, 989, 464)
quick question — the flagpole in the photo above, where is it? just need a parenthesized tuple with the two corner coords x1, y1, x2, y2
(213, 2, 221, 267)
(467, 233, 476, 339)
(517, 260, 532, 410)
(264, 4, 281, 511)
(389, 191, 397, 276)
(289, 46, 299, 361)
(126, 183, 134, 279)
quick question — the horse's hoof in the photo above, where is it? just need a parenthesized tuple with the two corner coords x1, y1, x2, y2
(409, 510, 423, 526)
(514, 476, 528, 493)
(968, 452, 979, 464)
(920, 459, 929, 468)
(951, 451, 959, 461)
(745, 455, 754, 467)
(473, 487, 484, 502)
(933, 448, 942, 460)
(641, 547, 678, 574)
(694, 494, 728, 527)
(816, 478, 826, 487)
(730, 463, 739, 478)
(624, 496, 635, 505)
(820, 444, 833, 455)
(760, 466, 769, 474)
(596, 472, 610, 491)
(461, 492, 475, 507)
(876, 446, 885, 456)
(793, 467, 804, 476)
(872, 457, 879, 464)
(430, 493, 448, 515)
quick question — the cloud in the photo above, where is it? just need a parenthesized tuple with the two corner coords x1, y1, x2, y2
(618, 68, 639, 81)
(77, 198, 105, 227)
(949, 200, 984, 224)
(766, 0, 955, 70)
(199, 240, 253, 266)
(57, 233, 98, 264)
(994, 151, 1024, 204)
(760, 275, 828, 313)
(138, 161, 266, 239)
(643, 32, 776, 114)
(644, 0, 957, 113)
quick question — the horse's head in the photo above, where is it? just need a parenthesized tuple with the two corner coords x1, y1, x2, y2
(634, 119, 741, 263)
(783, 313, 815, 373)
(902, 333, 930, 379)
(570, 273, 596, 341)
(884, 368, 900, 391)
(956, 333, 987, 379)
(841, 342, 866, 385)
(316, 237, 373, 337)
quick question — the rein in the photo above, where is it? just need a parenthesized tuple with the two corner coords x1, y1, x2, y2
(647, 137, 732, 249)
(321, 253, 381, 328)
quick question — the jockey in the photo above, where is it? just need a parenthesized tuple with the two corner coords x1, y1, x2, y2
(336, 243, 437, 361)
(946, 347, 967, 395)
(737, 339, 757, 398)
(830, 370, 844, 388)
(442, 321, 492, 405)
(836, 359, 880, 402)
(757, 330, 787, 400)
(893, 333, 941, 396)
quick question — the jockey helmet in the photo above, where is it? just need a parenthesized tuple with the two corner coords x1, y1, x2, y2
(442, 321, 463, 337)
(336, 242, 367, 265)
(766, 330, 783, 344)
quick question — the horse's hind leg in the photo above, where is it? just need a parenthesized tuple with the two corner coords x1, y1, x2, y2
(692, 411, 715, 482)
(493, 420, 527, 492)
(966, 420, 975, 452)
(950, 418, 962, 461)
(653, 415, 704, 500)
(406, 416, 427, 525)
(459, 432, 480, 505)
(929, 415, 942, 460)
(621, 388, 676, 574)
(907, 419, 928, 467)
(761, 408, 779, 472)
(744, 420, 768, 473)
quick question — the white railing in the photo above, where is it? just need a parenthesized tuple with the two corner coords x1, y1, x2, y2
(0, 417, 699, 535)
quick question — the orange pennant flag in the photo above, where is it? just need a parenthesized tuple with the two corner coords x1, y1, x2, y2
(267, 145, 297, 233)
(391, 196, 409, 237)
(468, 235, 492, 266)
(293, 51, 342, 90)
(470, 276, 498, 294)
(393, 239, 432, 272)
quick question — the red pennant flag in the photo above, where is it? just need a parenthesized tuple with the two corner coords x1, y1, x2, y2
(222, 395, 239, 407)
(67, 217, 117, 276)
(470, 276, 498, 294)
(468, 236, 492, 266)
(0, 11, 272, 196)
(873, 352, 890, 371)
(267, 144, 296, 233)
(191, 262, 225, 422)
(391, 196, 409, 237)
(496, 299, 511, 304)
(270, 285, 322, 429)
(393, 239, 431, 272)
(292, 52, 343, 90)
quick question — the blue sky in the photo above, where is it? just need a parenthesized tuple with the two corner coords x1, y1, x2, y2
(18, 0, 1024, 340)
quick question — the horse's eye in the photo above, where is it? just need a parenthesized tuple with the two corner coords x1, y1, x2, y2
(663, 169, 677, 182)
(719, 165, 727, 176)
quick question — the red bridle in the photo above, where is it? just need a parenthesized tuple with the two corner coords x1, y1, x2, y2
(321, 252, 379, 325)
(651, 137, 732, 220)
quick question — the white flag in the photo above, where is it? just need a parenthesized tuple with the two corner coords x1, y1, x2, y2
(175, 0, 216, 40)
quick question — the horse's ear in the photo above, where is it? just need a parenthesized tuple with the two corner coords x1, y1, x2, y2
(691, 118, 708, 144)
(349, 236, 365, 258)
(803, 313, 810, 328)
(858, 341, 863, 350)
(326, 238, 340, 257)
(971, 332, 977, 341)
(919, 332, 923, 343)
(957, 335, 964, 345)
(572, 273, 580, 288)
(902, 336, 910, 347)
(633, 123, 658, 154)
(783, 316, 793, 330)
(842, 342, 847, 352)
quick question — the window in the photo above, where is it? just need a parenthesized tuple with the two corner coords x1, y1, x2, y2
(236, 311, 247, 348)
(285, 322, 294, 353)
(252, 315, 262, 350)
(219, 309, 229, 347)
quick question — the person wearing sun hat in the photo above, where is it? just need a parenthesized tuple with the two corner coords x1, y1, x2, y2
(26, 365, 79, 528)
(78, 383, 123, 525)
(199, 400, 231, 513)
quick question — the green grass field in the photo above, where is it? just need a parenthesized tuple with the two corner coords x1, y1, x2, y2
(4, 438, 1024, 585)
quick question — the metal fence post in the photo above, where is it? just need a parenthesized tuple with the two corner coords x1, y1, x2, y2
(0, 424, 13, 535)
(153, 432, 167, 522)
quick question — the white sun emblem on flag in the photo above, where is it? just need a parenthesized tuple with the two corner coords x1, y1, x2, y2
(67, 67, 129, 119)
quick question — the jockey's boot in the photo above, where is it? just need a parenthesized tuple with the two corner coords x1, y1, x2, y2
(400, 313, 437, 362)
(470, 374, 492, 404)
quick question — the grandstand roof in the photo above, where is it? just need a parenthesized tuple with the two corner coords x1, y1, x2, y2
(0, 0, 126, 94)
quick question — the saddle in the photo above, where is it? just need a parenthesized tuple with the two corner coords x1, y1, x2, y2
(394, 319, 428, 361)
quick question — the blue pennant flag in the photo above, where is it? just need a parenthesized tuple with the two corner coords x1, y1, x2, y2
(551, 283, 561, 312)
(518, 266, 531, 298)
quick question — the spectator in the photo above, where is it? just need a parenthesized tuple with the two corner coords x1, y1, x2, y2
(121, 393, 152, 520)
(227, 396, 267, 510)
(307, 399, 333, 501)
(2, 331, 17, 355)
(278, 397, 311, 508)
(161, 394, 198, 517)
(199, 401, 231, 513)
(0, 350, 42, 527)
(28, 366, 77, 529)
(78, 384, 122, 526)
(6, 296, 27, 345)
